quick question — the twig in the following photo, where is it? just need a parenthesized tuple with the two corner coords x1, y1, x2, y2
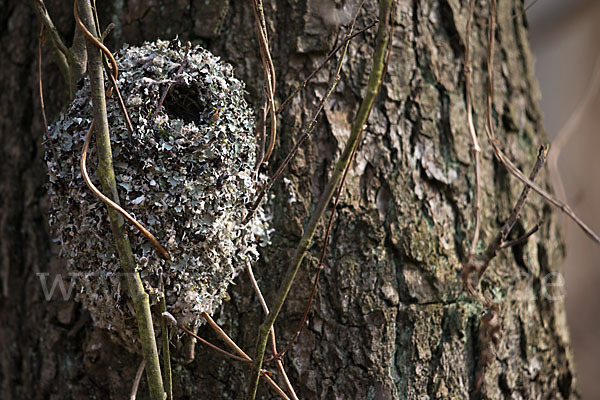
(30, 0, 71, 92)
(244, 73, 341, 223)
(75, 2, 164, 398)
(276, 19, 379, 115)
(129, 359, 146, 400)
(74, 2, 118, 82)
(483, 0, 600, 244)
(254, 97, 268, 172)
(161, 312, 290, 400)
(512, 0, 541, 20)
(244, 0, 368, 224)
(252, 0, 277, 165)
(161, 312, 252, 363)
(500, 223, 540, 249)
(38, 24, 60, 174)
(81, 122, 170, 260)
(246, 265, 298, 399)
(462, 146, 548, 297)
(201, 313, 290, 400)
(464, 0, 482, 258)
(159, 277, 173, 400)
(247, 1, 394, 398)
(102, 56, 136, 135)
(151, 60, 188, 123)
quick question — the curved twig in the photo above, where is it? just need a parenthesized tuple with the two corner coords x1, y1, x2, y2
(81, 121, 171, 260)
(252, 0, 277, 165)
(74, 0, 118, 90)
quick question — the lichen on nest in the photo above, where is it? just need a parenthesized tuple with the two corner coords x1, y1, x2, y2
(45, 39, 268, 346)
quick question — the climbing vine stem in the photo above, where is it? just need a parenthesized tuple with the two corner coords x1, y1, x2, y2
(247, 0, 394, 398)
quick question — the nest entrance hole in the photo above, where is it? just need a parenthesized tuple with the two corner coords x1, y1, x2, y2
(163, 84, 206, 124)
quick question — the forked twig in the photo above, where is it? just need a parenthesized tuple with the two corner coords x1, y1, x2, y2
(151, 59, 188, 123)
(500, 223, 540, 249)
(462, 146, 547, 297)
(74, 1, 118, 84)
(244, 73, 342, 223)
(161, 312, 252, 363)
(512, 0, 541, 20)
(81, 121, 171, 260)
(31, 0, 71, 88)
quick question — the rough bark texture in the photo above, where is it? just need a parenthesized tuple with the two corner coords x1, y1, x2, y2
(0, 0, 577, 399)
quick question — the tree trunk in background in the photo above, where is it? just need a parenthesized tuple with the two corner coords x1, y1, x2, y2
(0, 0, 577, 398)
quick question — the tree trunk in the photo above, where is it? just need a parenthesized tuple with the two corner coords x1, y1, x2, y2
(0, 0, 577, 399)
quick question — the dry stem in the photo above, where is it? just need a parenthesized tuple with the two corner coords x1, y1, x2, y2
(483, 0, 599, 244)
(464, 0, 482, 258)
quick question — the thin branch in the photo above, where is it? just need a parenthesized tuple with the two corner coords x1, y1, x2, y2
(129, 360, 146, 400)
(244, 0, 368, 224)
(276, 19, 379, 115)
(500, 223, 540, 249)
(247, 1, 394, 398)
(162, 312, 253, 363)
(161, 312, 290, 400)
(464, 0, 482, 258)
(102, 56, 135, 135)
(252, 0, 277, 165)
(483, 0, 600, 244)
(151, 60, 188, 123)
(31, 0, 71, 90)
(244, 73, 341, 223)
(254, 97, 268, 172)
(462, 146, 548, 297)
(512, 0, 542, 20)
(74, 4, 118, 82)
(159, 278, 173, 400)
(75, 2, 164, 398)
(38, 24, 60, 174)
(246, 265, 298, 400)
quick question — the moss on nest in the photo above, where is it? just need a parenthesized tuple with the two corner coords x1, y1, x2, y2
(45, 39, 268, 346)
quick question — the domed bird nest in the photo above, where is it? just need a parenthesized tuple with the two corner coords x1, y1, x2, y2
(45, 40, 267, 346)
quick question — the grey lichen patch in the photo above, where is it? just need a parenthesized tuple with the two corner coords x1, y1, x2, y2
(45, 39, 267, 346)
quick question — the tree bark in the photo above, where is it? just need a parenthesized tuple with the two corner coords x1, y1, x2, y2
(0, 0, 577, 399)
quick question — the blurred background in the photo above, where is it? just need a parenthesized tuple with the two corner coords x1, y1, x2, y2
(528, 0, 600, 398)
